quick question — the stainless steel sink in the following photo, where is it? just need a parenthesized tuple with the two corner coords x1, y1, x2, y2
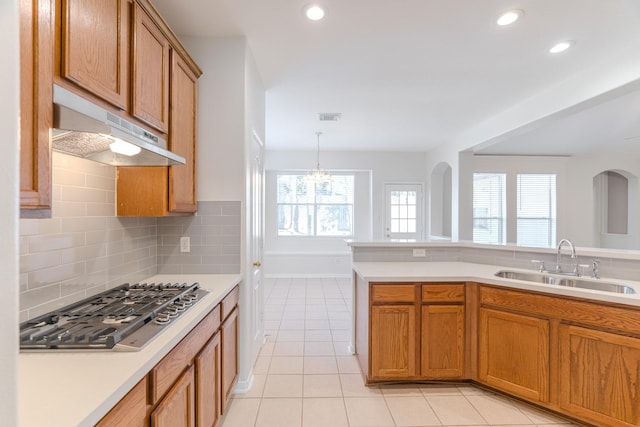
(494, 270, 636, 294)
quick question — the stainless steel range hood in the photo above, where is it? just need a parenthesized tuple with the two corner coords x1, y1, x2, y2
(52, 85, 185, 166)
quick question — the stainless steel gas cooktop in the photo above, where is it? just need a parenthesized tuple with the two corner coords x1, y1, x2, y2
(19, 282, 209, 351)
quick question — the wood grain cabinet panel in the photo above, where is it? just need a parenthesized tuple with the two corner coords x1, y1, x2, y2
(20, 0, 53, 216)
(421, 304, 464, 378)
(370, 304, 417, 379)
(96, 377, 149, 427)
(151, 365, 195, 427)
(221, 306, 239, 414)
(132, 3, 169, 133)
(559, 324, 640, 427)
(195, 332, 222, 427)
(59, 0, 129, 109)
(479, 307, 549, 402)
(168, 51, 198, 213)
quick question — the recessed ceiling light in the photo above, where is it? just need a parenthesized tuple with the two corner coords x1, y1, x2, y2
(549, 40, 574, 54)
(304, 4, 325, 21)
(496, 10, 523, 26)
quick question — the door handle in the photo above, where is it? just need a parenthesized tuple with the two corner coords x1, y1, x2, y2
(252, 261, 262, 268)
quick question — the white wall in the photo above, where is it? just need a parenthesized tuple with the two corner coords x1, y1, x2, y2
(181, 36, 246, 201)
(264, 150, 427, 276)
(1, 0, 19, 424)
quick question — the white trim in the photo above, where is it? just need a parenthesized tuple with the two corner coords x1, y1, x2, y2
(264, 273, 352, 279)
(264, 251, 352, 256)
(232, 372, 254, 395)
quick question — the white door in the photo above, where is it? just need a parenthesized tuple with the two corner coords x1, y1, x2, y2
(249, 130, 265, 362)
(385, 183, 423, 240)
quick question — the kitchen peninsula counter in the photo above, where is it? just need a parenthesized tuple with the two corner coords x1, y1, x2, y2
(352, 261, 640, 307)
(18, 274, 241, 427)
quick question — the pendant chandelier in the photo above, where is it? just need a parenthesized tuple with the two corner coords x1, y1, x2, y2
(304, 132, 332, 184)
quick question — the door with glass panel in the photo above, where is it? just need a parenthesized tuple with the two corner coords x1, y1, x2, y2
(385, 184, 423, 240)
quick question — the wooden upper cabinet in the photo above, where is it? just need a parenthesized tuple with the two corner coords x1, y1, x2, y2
(20, 0, 53, 216)
(132, 3, 170, 133)
(59, 0, 130, 109)
(169, 51, 198, 213)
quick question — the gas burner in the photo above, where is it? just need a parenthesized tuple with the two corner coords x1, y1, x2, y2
(19, 282, 208, 351)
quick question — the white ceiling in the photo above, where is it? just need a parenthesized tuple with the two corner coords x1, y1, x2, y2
(151, 0, 640, 154)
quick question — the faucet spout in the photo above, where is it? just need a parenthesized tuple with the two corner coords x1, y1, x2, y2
(556, 239, 577, 273)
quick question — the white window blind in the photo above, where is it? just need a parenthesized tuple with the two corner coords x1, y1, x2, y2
(277, 174, 354, 236)
(473, 173, 506, 244)
(517, 174, 556, 247)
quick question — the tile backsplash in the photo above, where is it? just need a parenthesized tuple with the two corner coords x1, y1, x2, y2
(19, 153, 241, 321)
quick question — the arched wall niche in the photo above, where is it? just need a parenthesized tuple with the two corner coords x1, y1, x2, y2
(593, 169, 639, 249)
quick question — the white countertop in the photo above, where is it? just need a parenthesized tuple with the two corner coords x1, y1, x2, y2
(18, 274, 241, 427)
(352, 261, 640, 307)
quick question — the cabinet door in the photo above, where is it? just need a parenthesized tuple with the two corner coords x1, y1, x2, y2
(221, 306, 239, 413)
(559, 324, 640, 427)
(195, 333, 222, 427)
(479, 308, 549, 402)
(59, 0, 129, 109)
(20, 0, 53, 214)
(151, 365, 196, 427)
(421, 304, 464, 379)
(168, 51, 198, 213)
(370, 304, 417, 380)
(97, 377, 149, 427)
(132, 3, 169, 132)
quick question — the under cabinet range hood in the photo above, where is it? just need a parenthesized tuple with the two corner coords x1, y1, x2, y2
(52, 85, 185, 166)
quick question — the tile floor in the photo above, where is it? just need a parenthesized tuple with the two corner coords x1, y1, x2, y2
(219, 277, 581, 427)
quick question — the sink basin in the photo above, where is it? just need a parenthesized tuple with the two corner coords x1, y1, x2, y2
(494, 270, 636, 294)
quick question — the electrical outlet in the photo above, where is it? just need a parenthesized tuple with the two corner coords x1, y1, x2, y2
(180, 236, 190, 253)
(412, 248, 426, 257)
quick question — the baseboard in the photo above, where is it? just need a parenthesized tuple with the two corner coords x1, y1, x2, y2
(233, 371, 254, 395)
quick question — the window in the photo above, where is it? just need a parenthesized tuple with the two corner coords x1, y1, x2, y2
(277, 174, 354, 236)
(473, 173, 506, 244)
(517, 174, 556, 247)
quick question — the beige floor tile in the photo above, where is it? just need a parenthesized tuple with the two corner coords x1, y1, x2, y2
(331, 330, 351, 341)
(255, 398, 302, 427)
(253, 355, 271, 374)
(234, 374, 266, 398)
(466, 394, 532, 425)
(332, 341, 353, 356)
(305, 329, 333, 341)
(280, 319, 306, 330)
(340, 373, 382, 397)
(419, 384, 464, 396)
(269, 356, 304, 374)
(263, 320, 281, 330)
(336, 355, 361, 373)
(303, 356, 339, 374)
(304, 341, 335, 356)
(519, 405, 574, 424)
(303, 374, 343, 397)
(305, 319, 330, 330)
(302, 397, 349, 427)
(273, 341, 304, 356)
(219, 398, 260, 427)
(380, 383, 424, 397)
(262, 374, 304, 398)
(259, 341, 275, 357)
(385, 396, 441, 426)
(277, 330, 305, 342)
(344, 397, 395, 426)
(305, 311, 329, 320)
(426, 395, 487, 425)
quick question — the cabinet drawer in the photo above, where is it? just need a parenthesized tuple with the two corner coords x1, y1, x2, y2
(151, 305, 220, 403)
(221, 286, 239, 320)
(422, 283, 465, 303)
(371, 283, 416, 303)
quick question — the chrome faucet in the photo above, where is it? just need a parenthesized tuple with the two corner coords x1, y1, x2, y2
(555, 238, 577, 274)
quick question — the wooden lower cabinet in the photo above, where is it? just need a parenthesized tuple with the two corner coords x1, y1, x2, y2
(96, 377, 149, 427)
(559, 324, 640, 427)
(478, 307, 549, 402)
(221, 306, 239, 413)
(151, 365, 196, 427)
(371, 304, 417, 379)
(195, 332, 222, 427)
(421, 304, 465, 378)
